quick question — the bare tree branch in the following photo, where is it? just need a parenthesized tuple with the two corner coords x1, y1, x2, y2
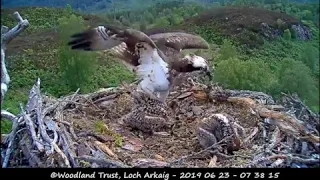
(1, 12, 29, 45)
(1, 11, 29, 102)
(1, 110, 17, 121)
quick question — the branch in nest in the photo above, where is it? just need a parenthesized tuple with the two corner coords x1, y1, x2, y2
(94, 141, 117, 159)
(281, 92, 319, 118)
(41, 102, 60, 118)
(212, 150, 251, 160)
(83, 87, 125, 101)
(258, 121, 268, 139)
(2, 116, 21, 167)
(270, 158, 285, 168)
(75, 155, 130, 168)
(70, 88, 80, 101)
(243, 126, 259, 146)
(77, 132, 114, 143)
(224, 97, 319, 144)
(1, 110, 17, 121)
(168, 135, 234, 166)
(53, 119, 78, 141)
(240, 154, 319, 168)
(53, 143, 71, 168)
(132, 158, 169, 168)
(20, 104, 45, 152)
(19, 134, 43, 167)
(227, 90, 275, 104)
(266, 126, 281, 153)
(93, 94, 118, 104)
(59, 124, 78, 167)
(28, 78, 56, 153)
(208, 88, 275, 105)
(281, 92, 319, 134)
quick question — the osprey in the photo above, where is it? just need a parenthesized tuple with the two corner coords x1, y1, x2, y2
(68, 25, 212, 103)
(123, 90, 175, 134)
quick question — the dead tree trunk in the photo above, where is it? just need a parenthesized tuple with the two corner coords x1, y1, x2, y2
(1, 11, 29, 124)
(1, 11, 29, 103)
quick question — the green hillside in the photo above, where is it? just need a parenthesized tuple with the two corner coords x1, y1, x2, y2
(1, 7, 136, 132)
(1, 0, 319, 133)
(184, 6, 319, 112)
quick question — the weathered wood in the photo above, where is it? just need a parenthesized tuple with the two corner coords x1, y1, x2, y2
(1, 11, 29, 102)
(1, 110, 17, 121)
(60, 125, 78, 167)
(132, 158, 169, 168)
(168, 135, 234, 166)
(225, 97, 319, 144)
(75, 155, 130, 168)
(19, 134, 43, 167)
(2, 116, 21, 167)
(20, 104, 45, 152)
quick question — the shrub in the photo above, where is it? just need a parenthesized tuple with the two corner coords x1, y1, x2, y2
(283, 29, 291, 40)
(299, 44, 319, 75)
(215, 39, 238, 62)
(276, 18, 286, 29)
(277, 58, 319, 110)
(214, 57, 277, 93)
(57, 14, 97, 93)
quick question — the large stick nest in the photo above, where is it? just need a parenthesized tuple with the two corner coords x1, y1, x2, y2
(1, 78, 319, 168)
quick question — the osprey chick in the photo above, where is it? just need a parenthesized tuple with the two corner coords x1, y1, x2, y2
(197, 113, 245, 154)
(68, 25, 212, 102)
(123, 91, 175, 134)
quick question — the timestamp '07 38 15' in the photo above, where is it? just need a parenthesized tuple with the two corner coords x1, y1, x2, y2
(239, 172, 280, 178)
(180, 172, 230, 179)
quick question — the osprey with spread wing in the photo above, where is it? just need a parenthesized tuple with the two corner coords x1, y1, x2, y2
(68, 25, 212, 103)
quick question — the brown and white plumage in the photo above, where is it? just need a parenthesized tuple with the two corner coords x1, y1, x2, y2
(147, 31, 210, 56)
(68, 25, 211, 102)
(123, 91, 174, 134)
(197, 113, 245, 154)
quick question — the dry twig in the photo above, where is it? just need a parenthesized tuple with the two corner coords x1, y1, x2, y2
(168, 135, 234, 166)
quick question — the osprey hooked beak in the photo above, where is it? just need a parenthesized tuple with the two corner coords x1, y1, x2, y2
(186, 54, 213, 81)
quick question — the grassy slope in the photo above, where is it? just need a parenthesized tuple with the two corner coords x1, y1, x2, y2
(182, 6, 319, 62)
(1, 7, 135, 132)
(181, 6, 301, 46)
(178, 6, 319, 110)
(180, 6, 319, 58)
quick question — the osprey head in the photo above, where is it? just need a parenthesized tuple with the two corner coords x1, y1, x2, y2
(135, 42, 155, 58)
(183, 54, 212, 80)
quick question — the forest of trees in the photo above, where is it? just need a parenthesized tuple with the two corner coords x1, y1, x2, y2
(1, 0, 319, 11)
(2, 1, 319, 27)
(1, 0, 319, 132)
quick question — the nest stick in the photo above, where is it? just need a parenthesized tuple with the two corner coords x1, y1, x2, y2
(226, 97, 319, 144)
(2, 116, 21, 167)
(20, 104, 45, 152)
(168, 135, 234, 166)
(75, 155, 130, 168)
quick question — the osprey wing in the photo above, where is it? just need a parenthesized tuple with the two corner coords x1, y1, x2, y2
(67, 25, 154, 71)
(68, 25, 124, 50)
(148, 31, 210, 53)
